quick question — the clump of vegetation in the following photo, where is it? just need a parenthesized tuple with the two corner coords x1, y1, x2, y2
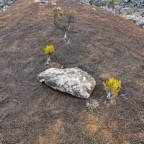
(44, 45, 55, 64)
(53, 6, 74, 41)
(107, 0, 119, 10)
(103, 77, 122, 100)
(86, 99, 99, 109)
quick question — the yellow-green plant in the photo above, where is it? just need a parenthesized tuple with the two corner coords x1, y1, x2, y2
(53, 6, 74, 41)
(44, 45, 55, 64)
(67, 9, 74, 29)
(103, 77, 122, 99)
(86, 99, 99, 109)
(107, 0, 119, 10)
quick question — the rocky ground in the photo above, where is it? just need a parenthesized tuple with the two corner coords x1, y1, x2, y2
(0, 0, 17, 12)
(0, 0, 144, 144)
(80, 0, 144, 28)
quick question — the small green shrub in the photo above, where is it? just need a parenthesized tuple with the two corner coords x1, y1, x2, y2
(53, 6, 74, 41)
(103, 77, 122, 99)
(86, 99, 99, 109)
(44, 45, 55, 64)
(107, 0, 119, 10)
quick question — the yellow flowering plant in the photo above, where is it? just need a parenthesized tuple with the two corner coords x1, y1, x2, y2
(107, 0, 119, 10)
(44, 45, 55, 64)
(103, 77, 122, 99)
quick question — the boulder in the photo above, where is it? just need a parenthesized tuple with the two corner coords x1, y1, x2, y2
(37, 67, 96, 98)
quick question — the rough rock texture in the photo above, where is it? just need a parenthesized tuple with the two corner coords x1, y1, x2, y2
(37, 67, 96, 98)
(0, 0, 17, 12)
(81, 0, 144, 28)
(0, 0, 144, 144)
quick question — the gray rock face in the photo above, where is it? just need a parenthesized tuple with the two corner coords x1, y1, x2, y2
(37, 67, 96, 98)
(81, 0, 144, 28)
(0, 0, 16, 12)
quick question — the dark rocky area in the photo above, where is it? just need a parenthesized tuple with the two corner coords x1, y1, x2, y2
(0, 0, 17, 12)
(80, 0, 144, 28)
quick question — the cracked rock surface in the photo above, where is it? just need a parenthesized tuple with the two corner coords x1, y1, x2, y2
(37, 67, 96, 98)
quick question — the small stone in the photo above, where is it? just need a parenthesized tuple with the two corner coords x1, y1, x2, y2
(34, 0, 48, 4)
(37, 67, 96, 98)
(136, 19, 144, 28)
(51, 1, 57, 6)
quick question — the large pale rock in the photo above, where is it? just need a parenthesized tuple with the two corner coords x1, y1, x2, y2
(37, 67, 96, 98)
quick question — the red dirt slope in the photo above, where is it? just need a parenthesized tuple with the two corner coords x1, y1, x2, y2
(0, 0, 144, 144)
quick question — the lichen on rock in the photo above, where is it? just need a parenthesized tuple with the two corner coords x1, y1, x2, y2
(37, 67, 96, 98)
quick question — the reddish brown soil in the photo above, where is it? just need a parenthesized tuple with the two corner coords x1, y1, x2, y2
(0, 0, 144, 144)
